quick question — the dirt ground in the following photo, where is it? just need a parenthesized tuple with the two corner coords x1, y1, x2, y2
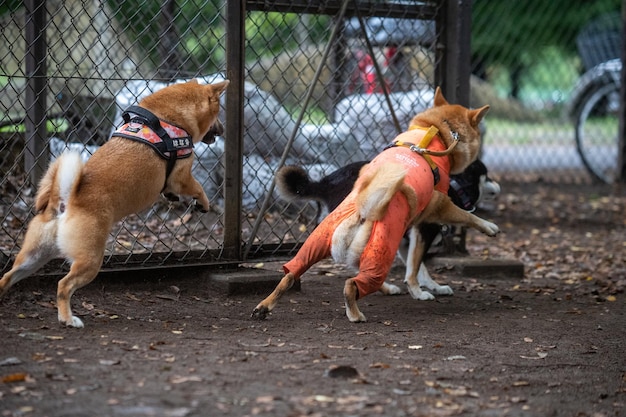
(1, 181, 625, 417)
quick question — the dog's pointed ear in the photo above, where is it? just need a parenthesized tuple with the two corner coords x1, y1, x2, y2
(433, 87, 449, 107)
(469, 105, 490, 126)
(208, 80, 230, 96)
(188, 78, 199, 84)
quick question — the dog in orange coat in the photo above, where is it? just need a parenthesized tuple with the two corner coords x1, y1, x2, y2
(252, 87, 498, 322)
(0, 79, 229, 328)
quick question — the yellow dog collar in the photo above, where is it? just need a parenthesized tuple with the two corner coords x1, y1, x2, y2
(385, 125, 442, 184)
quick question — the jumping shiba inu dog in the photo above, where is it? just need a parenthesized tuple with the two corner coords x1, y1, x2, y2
(252, 87, 498, 322)
(0, 79, 229, 327)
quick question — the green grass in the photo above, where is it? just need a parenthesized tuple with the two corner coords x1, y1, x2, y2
(0, 118, 68, 134)
(485, 118, 575, 146)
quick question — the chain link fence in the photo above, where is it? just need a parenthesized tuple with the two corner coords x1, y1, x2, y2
(1, 0, 622, 275)
(1, 0, 463, 274)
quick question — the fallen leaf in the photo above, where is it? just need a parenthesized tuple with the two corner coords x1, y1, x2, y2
(369, 362, 390, 369)
(170, 375, 202, 384)
(2, 373, 28, 383)
(99, 359, 120, 366)
(0, 357, 22, 366)
(520, 352, 548, 359)
(125, 293, 141, 301)
(444, 355, 467, 361)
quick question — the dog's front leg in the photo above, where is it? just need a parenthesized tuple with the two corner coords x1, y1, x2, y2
(168, 166, 211, 213)
(395, 228, 453, 296)
(379, 282, 403, 295)
(417, 263, 453, 295)
(344, 278, 366, 322)
(421, 192, 499, 237)
(187, 177, 211, 213)
(252, 273, 296, 319)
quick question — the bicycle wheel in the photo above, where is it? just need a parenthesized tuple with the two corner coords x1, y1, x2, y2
(575, 81, 620, 183)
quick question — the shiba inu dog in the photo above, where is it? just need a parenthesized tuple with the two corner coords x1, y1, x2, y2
(0, 79, 229, 327)
(275, 158, 501, 298)
(253, 87, 498, 322)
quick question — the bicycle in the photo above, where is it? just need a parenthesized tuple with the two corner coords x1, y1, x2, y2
(569, 12, 621, 184)
(570, 59, 621, 184)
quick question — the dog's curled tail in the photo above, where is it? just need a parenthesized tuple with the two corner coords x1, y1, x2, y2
(275, 165, 314, 201)
(355, 163, 407, 221)
(35, 152, 84, 215)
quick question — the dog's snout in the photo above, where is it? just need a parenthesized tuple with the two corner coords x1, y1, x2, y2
(483, 180, 501, 200)
(211, 119, 224, 136)
(202, 119, 224, 144)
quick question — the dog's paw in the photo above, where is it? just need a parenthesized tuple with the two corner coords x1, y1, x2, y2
(481, 220, 499, 237)
(431, 285, 454, 296)
(346, 308, 367, 323)
(251, 305, 270, 320)
(193, 200, 210, 213)
(379, 282, 403, 295)
(408, 286, 435, 301)
(60, 315, 84, 328)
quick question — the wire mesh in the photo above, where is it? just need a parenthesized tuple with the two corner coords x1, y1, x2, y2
(1, 0, 621, 275)
(471, 0, 622, 184)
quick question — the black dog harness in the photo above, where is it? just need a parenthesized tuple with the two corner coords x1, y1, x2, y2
(111, 106, 194, 186)
(449, 177, 476, 212)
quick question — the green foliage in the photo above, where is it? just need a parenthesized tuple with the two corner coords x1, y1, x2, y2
(106, 2, 331, 75)
(245, 12, 331, 61)
(107, 0, 225, 76)
(472, 0, 620, 100)
(472, 0, 621, 68)
(0, 0, 21, 15)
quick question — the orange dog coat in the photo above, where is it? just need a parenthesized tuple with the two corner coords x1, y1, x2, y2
(283, 129, 451, 298)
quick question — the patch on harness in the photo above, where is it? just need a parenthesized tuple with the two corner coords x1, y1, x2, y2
(123, 124, 141, 134)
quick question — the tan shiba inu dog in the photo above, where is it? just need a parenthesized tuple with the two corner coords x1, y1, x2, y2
(0, 79, 229, 327)
(253, 88, 498, 322)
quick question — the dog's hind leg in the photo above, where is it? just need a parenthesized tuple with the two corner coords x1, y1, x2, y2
(55, 214, 108, 328)
(344, 278, 366, 322)
(0, 216, 59, 297)
(252, 273, 296, 320)
(56, 257, 102, 328)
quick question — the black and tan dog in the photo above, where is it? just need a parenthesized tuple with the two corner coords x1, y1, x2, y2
(0, 79, 229, 328)
(276, 158, 500, 298)
(253, 88, 498, 322)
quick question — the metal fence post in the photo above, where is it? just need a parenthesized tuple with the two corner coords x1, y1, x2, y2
(223, 0, 245, 259)
(618, 0, 626, 183)
(24, 0, 48, 186)
(435, 0, 472, 253)
(435, 0, 472, 106)
(158, 0, 184, 81)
